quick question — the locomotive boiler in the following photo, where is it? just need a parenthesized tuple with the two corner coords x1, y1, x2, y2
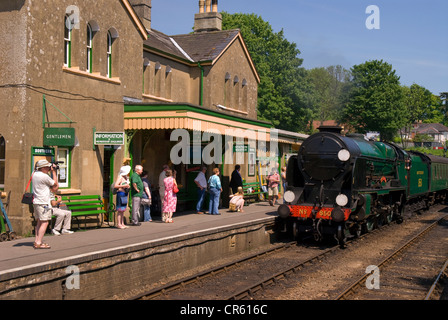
(277, 126, 448, 246)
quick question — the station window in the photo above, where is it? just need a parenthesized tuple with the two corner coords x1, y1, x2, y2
(64, 15, 72, 67)
(0, 136, 5, 189)
(106, 31, 112, 78)
(57, 148, 70, 188)
(86, 24, 93, 73)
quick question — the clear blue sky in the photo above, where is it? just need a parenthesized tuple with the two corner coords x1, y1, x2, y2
(151, 0, 447, 95)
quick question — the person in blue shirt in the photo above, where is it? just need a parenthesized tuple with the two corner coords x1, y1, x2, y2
(208, 167, 222, 215)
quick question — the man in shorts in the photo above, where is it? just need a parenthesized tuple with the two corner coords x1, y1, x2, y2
(32, 160, 58, 249)
(267, 169, 280, 206)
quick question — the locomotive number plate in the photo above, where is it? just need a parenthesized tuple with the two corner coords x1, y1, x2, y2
(290, 206, 350, 220)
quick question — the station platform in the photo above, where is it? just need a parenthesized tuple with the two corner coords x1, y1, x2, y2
(0, 201, 279, 299)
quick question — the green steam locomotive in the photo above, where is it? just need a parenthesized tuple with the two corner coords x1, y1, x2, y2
(277, 127, 448, 246)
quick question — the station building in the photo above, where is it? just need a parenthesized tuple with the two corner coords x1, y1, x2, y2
(0, 0, 305, 235)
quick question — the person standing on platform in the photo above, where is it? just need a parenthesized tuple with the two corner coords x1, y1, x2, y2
(208, 168, 222, 215)
(229, 165, 243, 195)
(130, 165, 144, 226)
(281, 166, 287, 197)
(163, 169, 177, 223)
(267, 168, 280, 206)
(158, 164, 169, 221)
(194, 166, 207, 214)
(32, 160, 59, 249)
(113, 165, 131, 229)
(141, 171, 152, 222)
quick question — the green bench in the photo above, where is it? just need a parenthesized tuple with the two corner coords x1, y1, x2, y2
(58, 195, 108, 228)
(242, 182, 267, 203)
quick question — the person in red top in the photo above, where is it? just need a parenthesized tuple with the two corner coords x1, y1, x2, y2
(267, 169, 280, 206)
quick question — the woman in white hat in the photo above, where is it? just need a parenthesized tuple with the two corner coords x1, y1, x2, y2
(113, 165, 131, 229)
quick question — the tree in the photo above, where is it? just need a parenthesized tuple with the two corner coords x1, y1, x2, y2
(339, 60, 407, 141)
(309, 65, 351, 122)
(221, 12, 316, 132)
(400, 83, 434, 147)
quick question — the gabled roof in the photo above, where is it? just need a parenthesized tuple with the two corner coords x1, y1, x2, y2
(171, 30, 241, 63)
(144, 29, 260, 83)
(413, 123, 448, 134)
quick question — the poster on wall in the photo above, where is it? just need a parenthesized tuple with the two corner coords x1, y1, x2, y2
(248, 151, 255, 176)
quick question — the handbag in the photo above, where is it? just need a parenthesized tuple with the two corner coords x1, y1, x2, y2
(120, 196, 128, 205)
(173, 184, 179, 194)
(141, 198, 151, 206)
(21, 173, 34, 204)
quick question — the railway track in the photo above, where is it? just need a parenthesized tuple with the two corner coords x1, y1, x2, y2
(130, 211, 397, 300)
(335, 215, 448, 300)
(130, 241, 337, 300)
(129, 208, 447, 301)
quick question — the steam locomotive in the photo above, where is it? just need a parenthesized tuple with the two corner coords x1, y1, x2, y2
(276, 126, 448, 246)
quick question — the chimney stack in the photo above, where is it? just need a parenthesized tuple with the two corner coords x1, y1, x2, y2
(129, 0, 152, 31)
(194, 0, 222, 33)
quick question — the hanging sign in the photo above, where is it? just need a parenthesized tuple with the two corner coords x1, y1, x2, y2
(94, 132, 125, 145)
(43, 128, 76, 147)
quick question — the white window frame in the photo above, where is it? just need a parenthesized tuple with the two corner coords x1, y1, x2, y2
(64, 15, 72, 67)
(56, 148, 70, 188)
(87, 24, 93, 73)
(107, 31, 112, 78)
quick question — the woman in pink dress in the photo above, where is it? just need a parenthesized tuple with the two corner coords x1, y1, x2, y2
(163, 169, 177, 223)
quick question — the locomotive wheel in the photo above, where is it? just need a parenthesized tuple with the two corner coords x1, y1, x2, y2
(0, 233, 7, 242)
(349, 224, 361, 238)
(385, 211, 393, 224)
(336, 225, 346, 248)
(395, 204, 405, 224)
(292, 221, 299, 240)
(362, 217, 376, 233)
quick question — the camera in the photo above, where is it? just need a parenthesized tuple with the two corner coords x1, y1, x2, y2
(51, 161, 64, 170)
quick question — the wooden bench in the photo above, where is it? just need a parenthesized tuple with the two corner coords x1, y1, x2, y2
(58, 195, 108, 228)
(242, 182, 267, 204)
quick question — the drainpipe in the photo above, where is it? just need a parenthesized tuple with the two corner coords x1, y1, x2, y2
(198, 62, 204, 106)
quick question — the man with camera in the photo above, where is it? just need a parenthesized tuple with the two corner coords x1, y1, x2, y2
(32, 160, 59, 249)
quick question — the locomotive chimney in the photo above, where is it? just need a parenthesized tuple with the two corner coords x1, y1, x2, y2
(317, 126, 343, 134)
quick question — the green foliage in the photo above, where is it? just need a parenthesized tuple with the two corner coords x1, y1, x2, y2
(406, 147, 446, 157)
(339, 60, 407, 141)
(412, 133, 433, 142)
(221, 12, 316, 132)
(308, 66, 351, 122)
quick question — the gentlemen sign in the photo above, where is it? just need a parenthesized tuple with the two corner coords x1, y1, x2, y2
(43, 128, 75, 147)
(94, 132, 125, 145)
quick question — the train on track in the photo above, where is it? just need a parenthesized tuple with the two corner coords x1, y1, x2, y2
(276, 126, 448, 246)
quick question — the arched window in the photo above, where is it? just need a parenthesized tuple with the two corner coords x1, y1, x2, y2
(64, 15, 72, 67)
(86, 24, 93, 73)
(0, 136, 5, 189)
(107, 31, 112, 78)
(107, 28, 119, 78)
